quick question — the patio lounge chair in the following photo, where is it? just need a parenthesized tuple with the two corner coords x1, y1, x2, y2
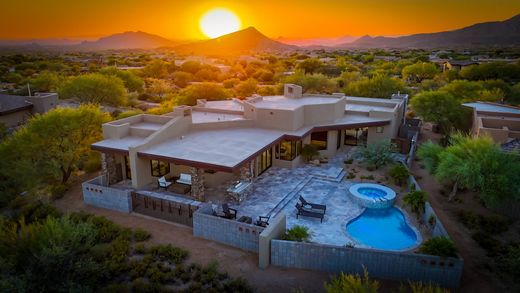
(255, 216, 270, 227)
(158, 176, 172, 190)
(299, 196, 326, 212)
(221, 203, 237, 220)
(176, 173, 192, 186)
(295, 203, 325, 223)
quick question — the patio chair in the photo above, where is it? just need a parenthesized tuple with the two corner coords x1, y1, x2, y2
(255, 215, 270, 227)
(176, 173, 192, 186)
(298, 196, 326, 212)
(295, 203, 325, 223)
(221, 203, 237, 220)
(157, 176, 172, 190)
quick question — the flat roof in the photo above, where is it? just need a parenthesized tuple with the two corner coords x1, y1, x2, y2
(92, 136, 145, 153)
(138, 127, 284, 169)
(0, 94, 33, 115)
(252, 95, 340, 110)
(200, 100, 244, 111)
(345, 104, 395, 113)
(130, 122, 165, 131)
(463, 102, 520, 115)
(191, 111, 245, 123)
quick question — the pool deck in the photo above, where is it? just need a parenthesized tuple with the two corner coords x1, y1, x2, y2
(223, 148, 420, 248)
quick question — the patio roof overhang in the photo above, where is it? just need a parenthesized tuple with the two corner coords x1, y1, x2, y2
(135, 119, 391, 173)
(91, 144, 129, 155)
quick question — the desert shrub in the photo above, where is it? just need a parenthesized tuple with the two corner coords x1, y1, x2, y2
(302, 144, 319, 161)
(19, 201, 62, 224)
(346, 172, 356, 179)
(457, 210, 511, 234)
(89, 216, 126, 243)
(133, 228, 152, 242)
(388, 164, 409, 186)
(472, 231, 504, 256)
(134, 243, 147, 254)
(418, 237, 457, 257)
(83, 152, 101, 173)
(344, 158, 354, 164)
(324, 270, 379, 293)
(496, 244, 520, 279)
(221, 277, 254, 293)
(282, 225, 312, 242)
(354, 140, 396, 169)
(403, 190, 427, 215)
(116, 110, 143, 120)
(148, 244, 189, 264)
(408, 281, 450, 293)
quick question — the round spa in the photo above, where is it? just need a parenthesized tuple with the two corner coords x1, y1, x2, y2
(349, 183, 396, 208)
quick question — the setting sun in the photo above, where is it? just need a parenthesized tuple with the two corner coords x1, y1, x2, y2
(199, 8, 241, 39)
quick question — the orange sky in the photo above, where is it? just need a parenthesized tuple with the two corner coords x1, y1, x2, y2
(2, 0, 519, 40)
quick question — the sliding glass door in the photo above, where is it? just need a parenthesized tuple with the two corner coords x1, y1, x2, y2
(257, 148, 272, 175)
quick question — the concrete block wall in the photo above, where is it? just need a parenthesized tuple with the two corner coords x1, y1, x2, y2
(193, 204, 265, 252)
(258, 214, 286, 269)
(82, 177, 132, 213)
(271, 240, 464, 288)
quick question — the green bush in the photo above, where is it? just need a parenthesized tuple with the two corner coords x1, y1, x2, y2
(418, 237, 457, 257)
(324, 270, 379, 293)
(282, 225, 312, 242)
(148, 244, 189, 264)
(388, 164, 409, 186)
(83, 152, 101, 173)
(403, 190, 427, 215)
(133, 228, 152, 242)
(457, 210, 511, 234)
(353, 140, 396, 169)
(19, 201, 62, 223)
(408, 281, 450, 293)
(472, 231, 503, 256)
(497, 244, 520, 278)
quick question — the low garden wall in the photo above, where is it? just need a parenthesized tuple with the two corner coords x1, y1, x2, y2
(193, 204, 265, 252)
(82, 176, 132, 213)
(271, 240, 464, 288)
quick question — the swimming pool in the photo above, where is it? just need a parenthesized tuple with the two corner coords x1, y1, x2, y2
(346, 207, 419, 251)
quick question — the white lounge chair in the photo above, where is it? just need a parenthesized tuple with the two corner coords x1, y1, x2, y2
(158, 176, 172, 189)
(176, 173, 192, 186)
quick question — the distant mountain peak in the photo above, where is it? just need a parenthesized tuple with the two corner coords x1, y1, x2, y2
(175, 27, 297, 55)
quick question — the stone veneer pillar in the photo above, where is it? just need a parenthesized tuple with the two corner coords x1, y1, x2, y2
(190, 167, 205, 201)
(101, 153, 119, 185)
(240, 160, 255, 181)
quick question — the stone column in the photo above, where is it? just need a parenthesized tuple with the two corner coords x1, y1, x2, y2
(240, 160, 254, 182)
(190, 167, 205, 201)
(101, 153, 118, 186)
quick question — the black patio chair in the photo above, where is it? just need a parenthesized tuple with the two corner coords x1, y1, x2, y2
(298, 196, 326, 212)
(295, 203, 325, 223)
(255, 215, 270, 227)
(221, 203, 237, 220)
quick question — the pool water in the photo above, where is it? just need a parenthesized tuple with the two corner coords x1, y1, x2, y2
(358, 187, 387, 198)
(346, 207, 418, 251)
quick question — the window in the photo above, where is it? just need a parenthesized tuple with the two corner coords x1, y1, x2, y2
(344, 128, 368, 146)
(150, 160, 170, 177)
(276, 139, 302, 161)
(310, 131, 328, 150)
(376, 126, 384, 133)
(336, 130, 342, 149)
(124, 156, 132, 179)
(257, 148, 272, 175)
(288, 87, 293, 94)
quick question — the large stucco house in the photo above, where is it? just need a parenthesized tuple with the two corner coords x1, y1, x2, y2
(86, 84, 408, 205)
(0, 92, 58, 128)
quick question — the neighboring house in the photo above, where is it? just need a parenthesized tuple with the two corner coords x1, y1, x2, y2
(463, 102, 520, 152)
(443, 60, 479, 71)
(0, 93, 58, 128)
(89, 84, 408, 201)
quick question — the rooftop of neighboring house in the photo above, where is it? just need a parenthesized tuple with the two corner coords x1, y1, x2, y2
(463, 102, 520, 115)
(0, 94, 33, 116)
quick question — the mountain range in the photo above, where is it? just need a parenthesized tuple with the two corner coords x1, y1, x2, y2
(0, 14, 519, 52)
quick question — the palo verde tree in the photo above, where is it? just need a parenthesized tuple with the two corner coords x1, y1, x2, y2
(0, 105, 110, 204)
(59, 73, 127, 106)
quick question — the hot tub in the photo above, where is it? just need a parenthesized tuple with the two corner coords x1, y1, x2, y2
(349, 183, 396, 208)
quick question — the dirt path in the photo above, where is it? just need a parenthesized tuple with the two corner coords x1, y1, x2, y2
(410, 127, 498, 293)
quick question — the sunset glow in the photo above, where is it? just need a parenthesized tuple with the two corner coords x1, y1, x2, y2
(199, 8, 241, 38)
